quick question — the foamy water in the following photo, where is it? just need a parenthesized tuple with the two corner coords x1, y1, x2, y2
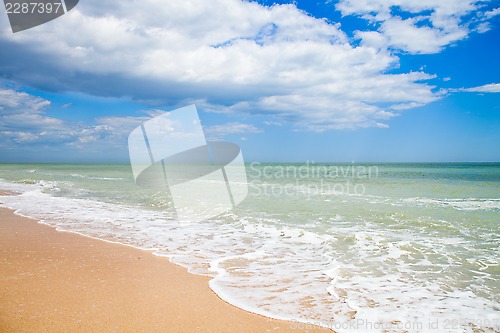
(0, 163, 498, 332)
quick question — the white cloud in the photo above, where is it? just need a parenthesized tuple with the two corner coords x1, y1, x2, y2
(0, 88, 63, 131)
(460, 83, 500, 93)
(199, 71, 438, 130)
(390, 102, 425, 111)
(0, 88, 248, 151)
(379, 16, 467, 54)
(264, 120, 284, 126)
(205, 122, 261, 140)
(0, 89, 51, 114)
(0, 87, 139, 148)
(0, 131, 39, 143)
(95, 115, 149, 134)
(0, 0, 449, 131)
(338, 0, 496, 54)
(484, 7, 500, 19)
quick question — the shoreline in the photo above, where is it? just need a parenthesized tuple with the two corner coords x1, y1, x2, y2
(0, 200, 331, 332)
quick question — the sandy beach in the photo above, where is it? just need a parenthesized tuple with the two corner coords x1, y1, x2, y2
(0, 201, 331, 333)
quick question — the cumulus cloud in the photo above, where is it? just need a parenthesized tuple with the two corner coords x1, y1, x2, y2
(0, 0, 449, 131)
(199, 70, 438, 131)
(0, 131, 39, 143)
(0, 87, 261, 154)
(484, 7, 500, 19)
(459, 83, 500, 93)
(0, 89, 51, 114)
(0, 88, 63, 133)
(337, 0, 496, 54)
(0, 87, 131, 148)
(205, 122, 261, 140)
(0, 86, 257, 155)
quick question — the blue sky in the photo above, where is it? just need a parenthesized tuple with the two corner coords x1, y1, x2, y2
(0, 0, 499, 162)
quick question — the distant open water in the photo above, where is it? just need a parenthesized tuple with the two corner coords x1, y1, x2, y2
(0, 163, 498, 332)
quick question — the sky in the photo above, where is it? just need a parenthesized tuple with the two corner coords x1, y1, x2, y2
(0, 0, 499, 163)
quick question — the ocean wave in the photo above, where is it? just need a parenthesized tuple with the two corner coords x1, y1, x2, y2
(403, 197, 500, 211)
(69, 173, 125, 181)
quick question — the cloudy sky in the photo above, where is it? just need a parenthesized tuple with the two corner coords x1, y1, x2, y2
(0, 0, 499, 162)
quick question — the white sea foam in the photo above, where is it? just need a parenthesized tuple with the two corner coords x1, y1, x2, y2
(403, 197, 500, 211)
(0, 179, 498, 333)
(69, 173, 125, 181)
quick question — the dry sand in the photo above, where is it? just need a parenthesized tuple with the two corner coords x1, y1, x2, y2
(0, 201, 331, 332)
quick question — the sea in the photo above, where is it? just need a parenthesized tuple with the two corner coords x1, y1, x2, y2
(0, 162, 498, 332)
